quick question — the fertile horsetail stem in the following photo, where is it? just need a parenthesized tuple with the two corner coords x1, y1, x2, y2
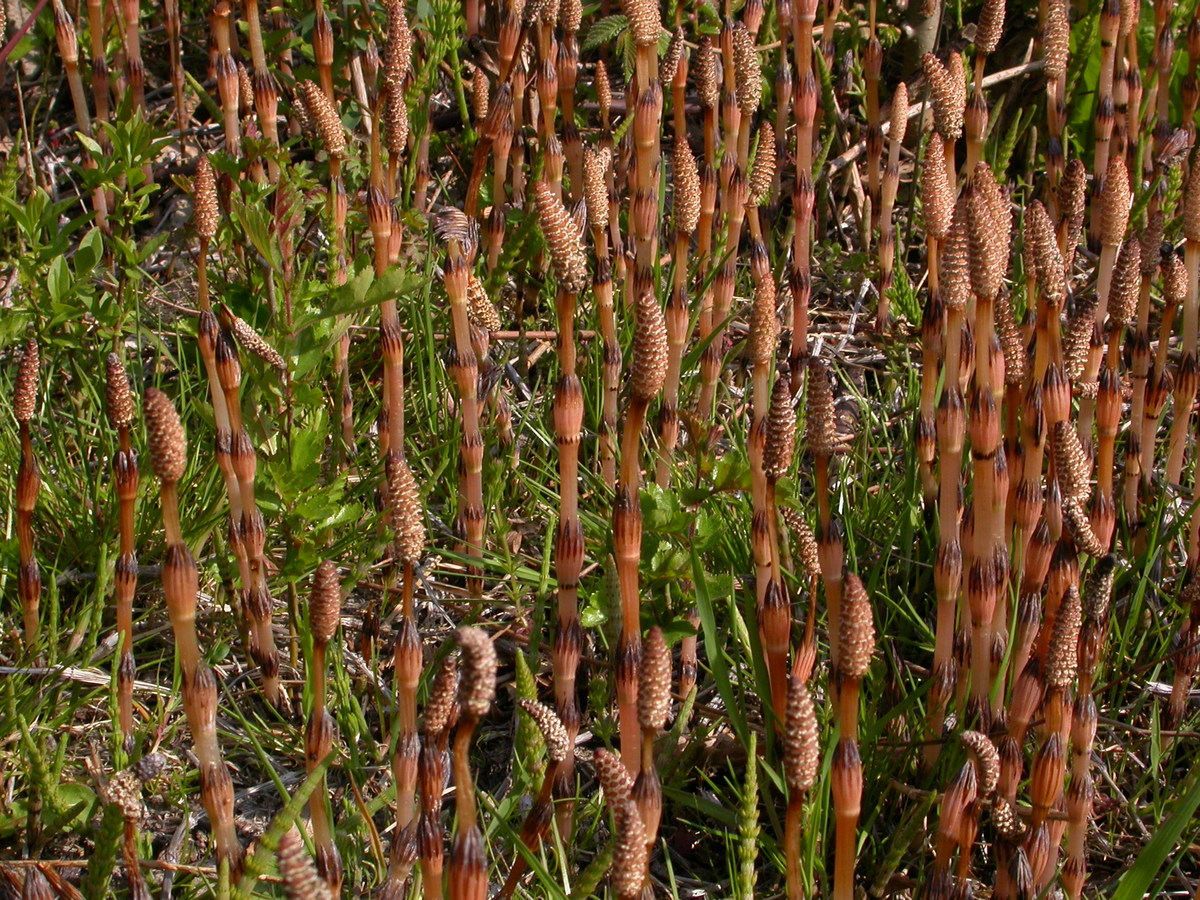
(14, 339, 41, 650)
(144, 389, 243, 876)
(106, 354, 138, 753)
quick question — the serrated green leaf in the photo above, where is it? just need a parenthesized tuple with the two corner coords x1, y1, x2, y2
(583, 14, 628, 52)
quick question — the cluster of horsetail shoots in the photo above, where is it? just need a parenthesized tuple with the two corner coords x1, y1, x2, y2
(194, 158, 283, 706)
(497, 700, 571, 899)
(11, 0, 1200, 894)
(216, 303, 283, 707)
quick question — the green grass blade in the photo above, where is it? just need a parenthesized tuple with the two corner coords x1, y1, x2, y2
(1109, 756, 1200, 900)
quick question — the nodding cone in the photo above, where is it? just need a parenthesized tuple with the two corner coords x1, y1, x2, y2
(1082, 554, 1117, 622)
(749, 122, 777, 205)
(1053, 423, 1090, 500)
(961, 730, 1000, 794)
(975, 0, 1005, 55)
(467, 273, 503, 333)
(1063, 497, 1105, 557)
(1047, 585, 1082, 689)
(423, 654, 460, 736)
(1182, 163, 1200, 243)
(384, 0, 413, 86)
(991, 796, 1025, 840)
(610, 799, 649, 900)
(297, 80, 346, 157)
(456, 627, 497, 719)
(921, 134, 953, 240)
(747, 277, 779, 366)
(594, 747, 634, 805)
(1044, 0, 1069, 80)
(227, 312, 287, 371)
(534, 181, 589, 295)
(673, 139, 701, 234)
(923, 52, 965, 141)
(1109, 240, 1142, 328)
(783, 672, 820, 792)
(995, 291, 1027, 386)
(660, 26, 685, 85)
(517, 699, 571, 763)
(14, 338, 39, 424)
(470, 67, 489, 123)
(105, 354, 134, 430)
(764, 375, 797, 481)
(782, 507, 822, 578)
(1100, 156, 1132, 246)
(584, 146, 612, 231)
(806, 357, 837, 456)
(144, 389, 187, 484)
(385, 82, 410, 157)
(1163, 252, 1187, 306)
(638, 626, 672, 733)
(309, 560, 341, 647)
(630, 291, 668, 402)
(731, 23, 762, 115)
(696, 37, 719, 109)
(839, 573, 876, 678)
(622, 0, 660, 47)
(193, 157, 219, 242)
(942, 195, 972, 311)
(277, 827, 335, 900)
(595, 60, 613, 121)
(889, 83, 909, 145)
